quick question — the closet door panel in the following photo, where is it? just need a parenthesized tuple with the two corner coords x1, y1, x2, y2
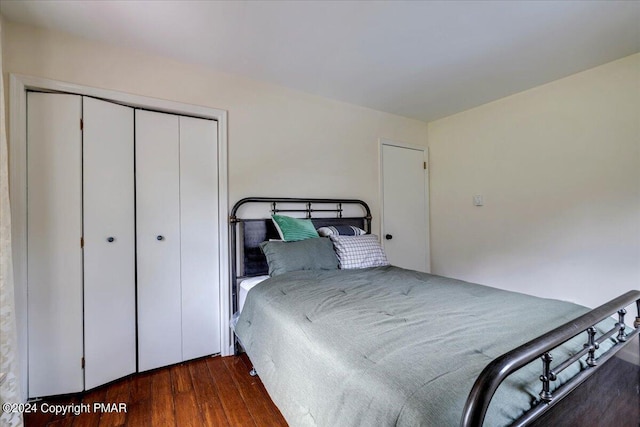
(27, 93, 84, 397)
(83, 97, 136, 389)
(136, 110, 182, 371)
(179, 117, 220, 360)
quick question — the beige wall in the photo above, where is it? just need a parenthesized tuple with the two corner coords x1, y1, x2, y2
(428, 53, 640, 308)
(2, 20, 427, 234)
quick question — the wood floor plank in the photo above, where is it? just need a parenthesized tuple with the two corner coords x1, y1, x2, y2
(224, 356, 288, 426)
(72, 387, 107, 427)
(150, 369, 176, 427)
(129, 371, 152, 403)
(239, 353, 278, 403)
(123, 397, 152, 427)
(239, 352, 252, 368)
(25, 402, 54, 427)
(45, 417, 75, 427)
(189, 359, 230, 427)
(126, 371, 153, 427)
(97, 378, 130, 427)
(174, 391, 204, 427)
(26, 394, 81, 426)
(171, 363, 193, 394)
(24, 356, 286, 427)
(206, 357, 256, 426)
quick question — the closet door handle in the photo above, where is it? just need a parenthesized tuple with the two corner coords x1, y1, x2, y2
(385, 234, 393, 240)
(157, 235, 164, 241)
(107, 237, 115, 243)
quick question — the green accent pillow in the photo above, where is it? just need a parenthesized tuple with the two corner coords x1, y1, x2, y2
(271, 214, 319, 242)
(260, 238, 338, 276)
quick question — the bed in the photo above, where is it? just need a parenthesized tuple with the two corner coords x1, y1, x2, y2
(230, 197, 640, 427)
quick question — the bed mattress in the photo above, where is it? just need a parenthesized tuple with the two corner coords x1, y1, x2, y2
(239, 275, 270, 313)
(235, 266, 615, 427)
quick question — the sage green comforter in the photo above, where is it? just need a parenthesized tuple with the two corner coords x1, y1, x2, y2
(235, 266, 611, 427)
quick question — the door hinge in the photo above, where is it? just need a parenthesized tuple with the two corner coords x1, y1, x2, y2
(80, 118, 83, 130)
(423, 161, 427, 170)
(80, 237, 84, 248)
(81, 357, 85, 369)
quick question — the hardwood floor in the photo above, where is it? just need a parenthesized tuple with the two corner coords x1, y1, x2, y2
(24, 355, 287, 427)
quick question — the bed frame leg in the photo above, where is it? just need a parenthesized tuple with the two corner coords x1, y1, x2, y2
(249, 368, 258, 377)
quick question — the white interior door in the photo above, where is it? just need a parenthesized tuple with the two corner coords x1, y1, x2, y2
(27, 92, 84, 397)
(83, 97, 136, 389)
(136, 110, 182, 371)
(381, 142, 430, 272)
(179, 116, 220, 360)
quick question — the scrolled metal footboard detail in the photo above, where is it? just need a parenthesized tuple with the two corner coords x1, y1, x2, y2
(461, 290, 640, 427)
(617, 309, 627, 342)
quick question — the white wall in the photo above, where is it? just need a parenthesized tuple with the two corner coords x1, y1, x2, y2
(1, 20, 428, 236)
(428, 53, 640, 308)
(5, 20, 639, 309)
(2, 19, 427, 401)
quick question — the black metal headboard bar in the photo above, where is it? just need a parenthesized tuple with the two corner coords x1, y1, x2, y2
(230, 197, 371, 222)
(229, 197, 372, 315)
(272, 200, 343, 218)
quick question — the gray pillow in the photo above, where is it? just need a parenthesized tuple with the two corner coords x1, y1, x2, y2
(260, 237, 339, 276)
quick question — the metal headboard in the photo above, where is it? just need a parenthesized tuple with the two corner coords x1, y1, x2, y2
(229, 197, 371, 315)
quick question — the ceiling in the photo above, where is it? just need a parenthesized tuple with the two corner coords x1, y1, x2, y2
(2, 1, 639, 122)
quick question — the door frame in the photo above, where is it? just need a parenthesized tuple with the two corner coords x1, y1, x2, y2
(9, 74, 231, 401)
(378, 138, 430, 272)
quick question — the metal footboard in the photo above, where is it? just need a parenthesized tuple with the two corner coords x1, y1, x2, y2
(461, 290, 640, 427)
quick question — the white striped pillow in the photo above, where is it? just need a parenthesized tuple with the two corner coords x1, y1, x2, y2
(330, 234, 389, 269)
(317, 225, 366, 237)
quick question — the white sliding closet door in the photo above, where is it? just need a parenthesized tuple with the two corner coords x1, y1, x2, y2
(179, 117, 220, 360)
(83, 98, 136, 389)
(136, 110, 182, 371)
(27, 93, 84, 397)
